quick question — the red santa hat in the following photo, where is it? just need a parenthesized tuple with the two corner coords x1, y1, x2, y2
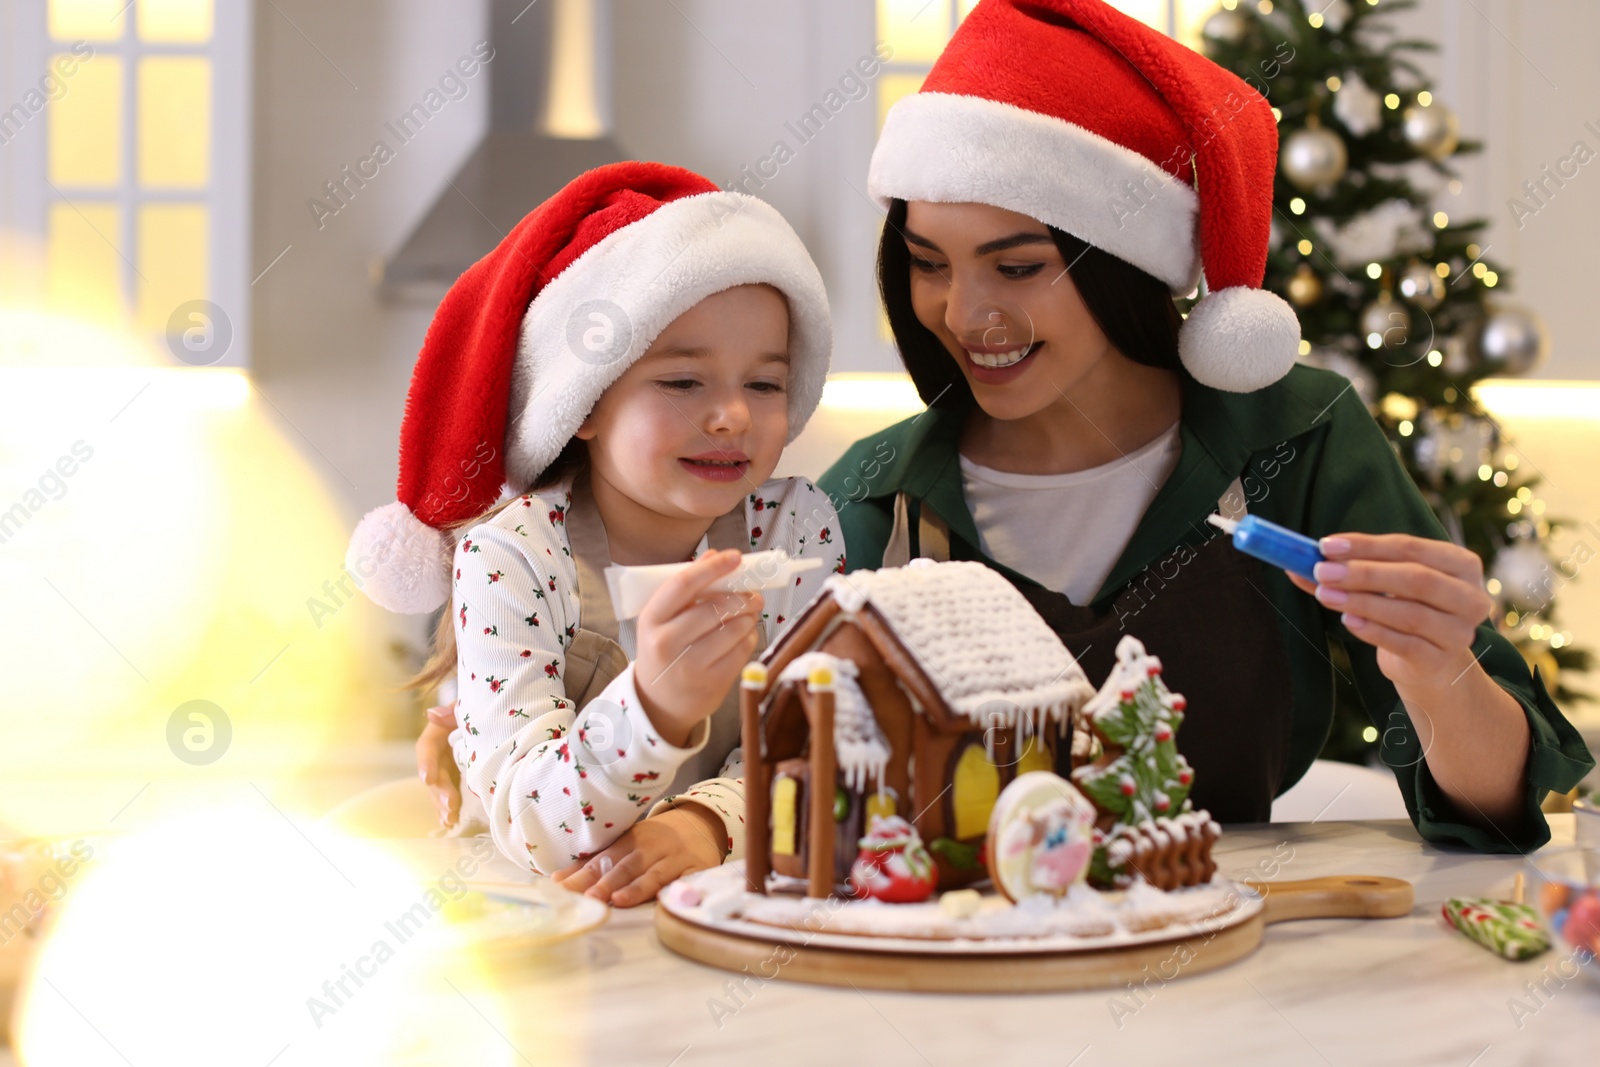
(868, 0, 1299, 393)
(348, 161, 832, 615)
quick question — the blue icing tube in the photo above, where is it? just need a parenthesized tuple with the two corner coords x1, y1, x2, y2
(1206, 513, 1324, 582)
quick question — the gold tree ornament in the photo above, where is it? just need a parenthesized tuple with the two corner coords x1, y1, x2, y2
(1287, 263, 1324, 307)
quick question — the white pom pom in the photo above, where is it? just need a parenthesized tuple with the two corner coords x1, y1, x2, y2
(1179, 286, 1301, 393)
(345, 501, 451, 615)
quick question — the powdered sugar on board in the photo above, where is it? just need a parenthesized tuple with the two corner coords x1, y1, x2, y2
(657, 865, 1258, 956)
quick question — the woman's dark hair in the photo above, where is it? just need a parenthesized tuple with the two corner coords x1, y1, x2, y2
(877, 198, 1185, 409)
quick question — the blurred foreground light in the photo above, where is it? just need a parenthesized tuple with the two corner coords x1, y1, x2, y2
(13, 807, 514, 1067)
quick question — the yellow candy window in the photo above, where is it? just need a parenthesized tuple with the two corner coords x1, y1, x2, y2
(952, 743, 999, 840)
(772, 776, 799, 856)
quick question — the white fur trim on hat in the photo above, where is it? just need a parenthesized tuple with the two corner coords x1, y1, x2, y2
(346, 500, 453, 615)
(504, 192, 832, 488)
(1179, 286, 1301, 393)
(868, 92, 1202, 295)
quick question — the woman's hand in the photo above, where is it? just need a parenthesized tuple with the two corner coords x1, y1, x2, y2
(551, 805, 726, 907)
(1287, 532, 1494, 693)
(1291, 531, 1533, 827)
(415, 701, 462, 829)
(633, 549, 763, 747)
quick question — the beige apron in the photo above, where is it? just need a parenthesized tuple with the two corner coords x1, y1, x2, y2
(563, 472, 767, 807)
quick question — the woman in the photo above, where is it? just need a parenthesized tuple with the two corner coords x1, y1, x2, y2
(819, 0, 1590, 851)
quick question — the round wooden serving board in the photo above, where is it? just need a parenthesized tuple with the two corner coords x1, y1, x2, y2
(655, 875, 1413, 993)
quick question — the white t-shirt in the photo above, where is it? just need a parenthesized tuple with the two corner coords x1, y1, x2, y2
(959, 422, 1182, 606)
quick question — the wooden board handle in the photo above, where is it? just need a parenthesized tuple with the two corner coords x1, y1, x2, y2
(1241, 875, 1414, 924)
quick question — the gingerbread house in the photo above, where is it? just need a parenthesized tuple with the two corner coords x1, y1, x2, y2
(739, 560, 1096, 898)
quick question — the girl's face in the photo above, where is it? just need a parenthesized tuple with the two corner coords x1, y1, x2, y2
(577, 283, 791, 522)
(902, 200, 1118, 421)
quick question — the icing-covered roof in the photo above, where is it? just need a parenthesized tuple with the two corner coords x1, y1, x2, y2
(818, 559, 1094, 731)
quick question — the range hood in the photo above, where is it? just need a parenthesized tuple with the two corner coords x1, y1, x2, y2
(377, 0, 626, 303)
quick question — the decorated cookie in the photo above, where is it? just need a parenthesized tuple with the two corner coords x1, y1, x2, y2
(987, 772, 1098, 903)
(849, 815, 938, 904)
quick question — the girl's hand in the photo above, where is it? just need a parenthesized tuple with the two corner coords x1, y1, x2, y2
(1287, 532, 1494, 693)
(551, 805, 726, 907)
(415, 701, 462, 829)
(633, 549, 763, 747)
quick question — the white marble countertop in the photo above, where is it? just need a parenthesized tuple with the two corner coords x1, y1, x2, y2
(6, 817, 1592, 1067)
(446, 815, 1597, 1067)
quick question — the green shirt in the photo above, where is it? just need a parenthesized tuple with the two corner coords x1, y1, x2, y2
(818, 364, 1593, 854)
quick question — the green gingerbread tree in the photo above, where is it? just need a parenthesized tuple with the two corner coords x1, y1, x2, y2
(1072, 636, 1196, 883)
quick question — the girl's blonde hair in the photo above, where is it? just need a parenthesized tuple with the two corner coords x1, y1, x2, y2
(403, 440, 587, 699)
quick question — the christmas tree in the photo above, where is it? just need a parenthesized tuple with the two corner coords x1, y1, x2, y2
(1200, 0, 1588, 762)
(1072, 636, 1197, 883)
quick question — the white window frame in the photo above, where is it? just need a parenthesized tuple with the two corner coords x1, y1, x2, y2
(0, 0, 252, 367)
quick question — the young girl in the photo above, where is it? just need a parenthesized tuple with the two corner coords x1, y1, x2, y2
(350, 163, 843, 906)
(823, 0, 1591, 852)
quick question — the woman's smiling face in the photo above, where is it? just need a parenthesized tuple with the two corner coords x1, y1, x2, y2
(902, 200, 1120, 421)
